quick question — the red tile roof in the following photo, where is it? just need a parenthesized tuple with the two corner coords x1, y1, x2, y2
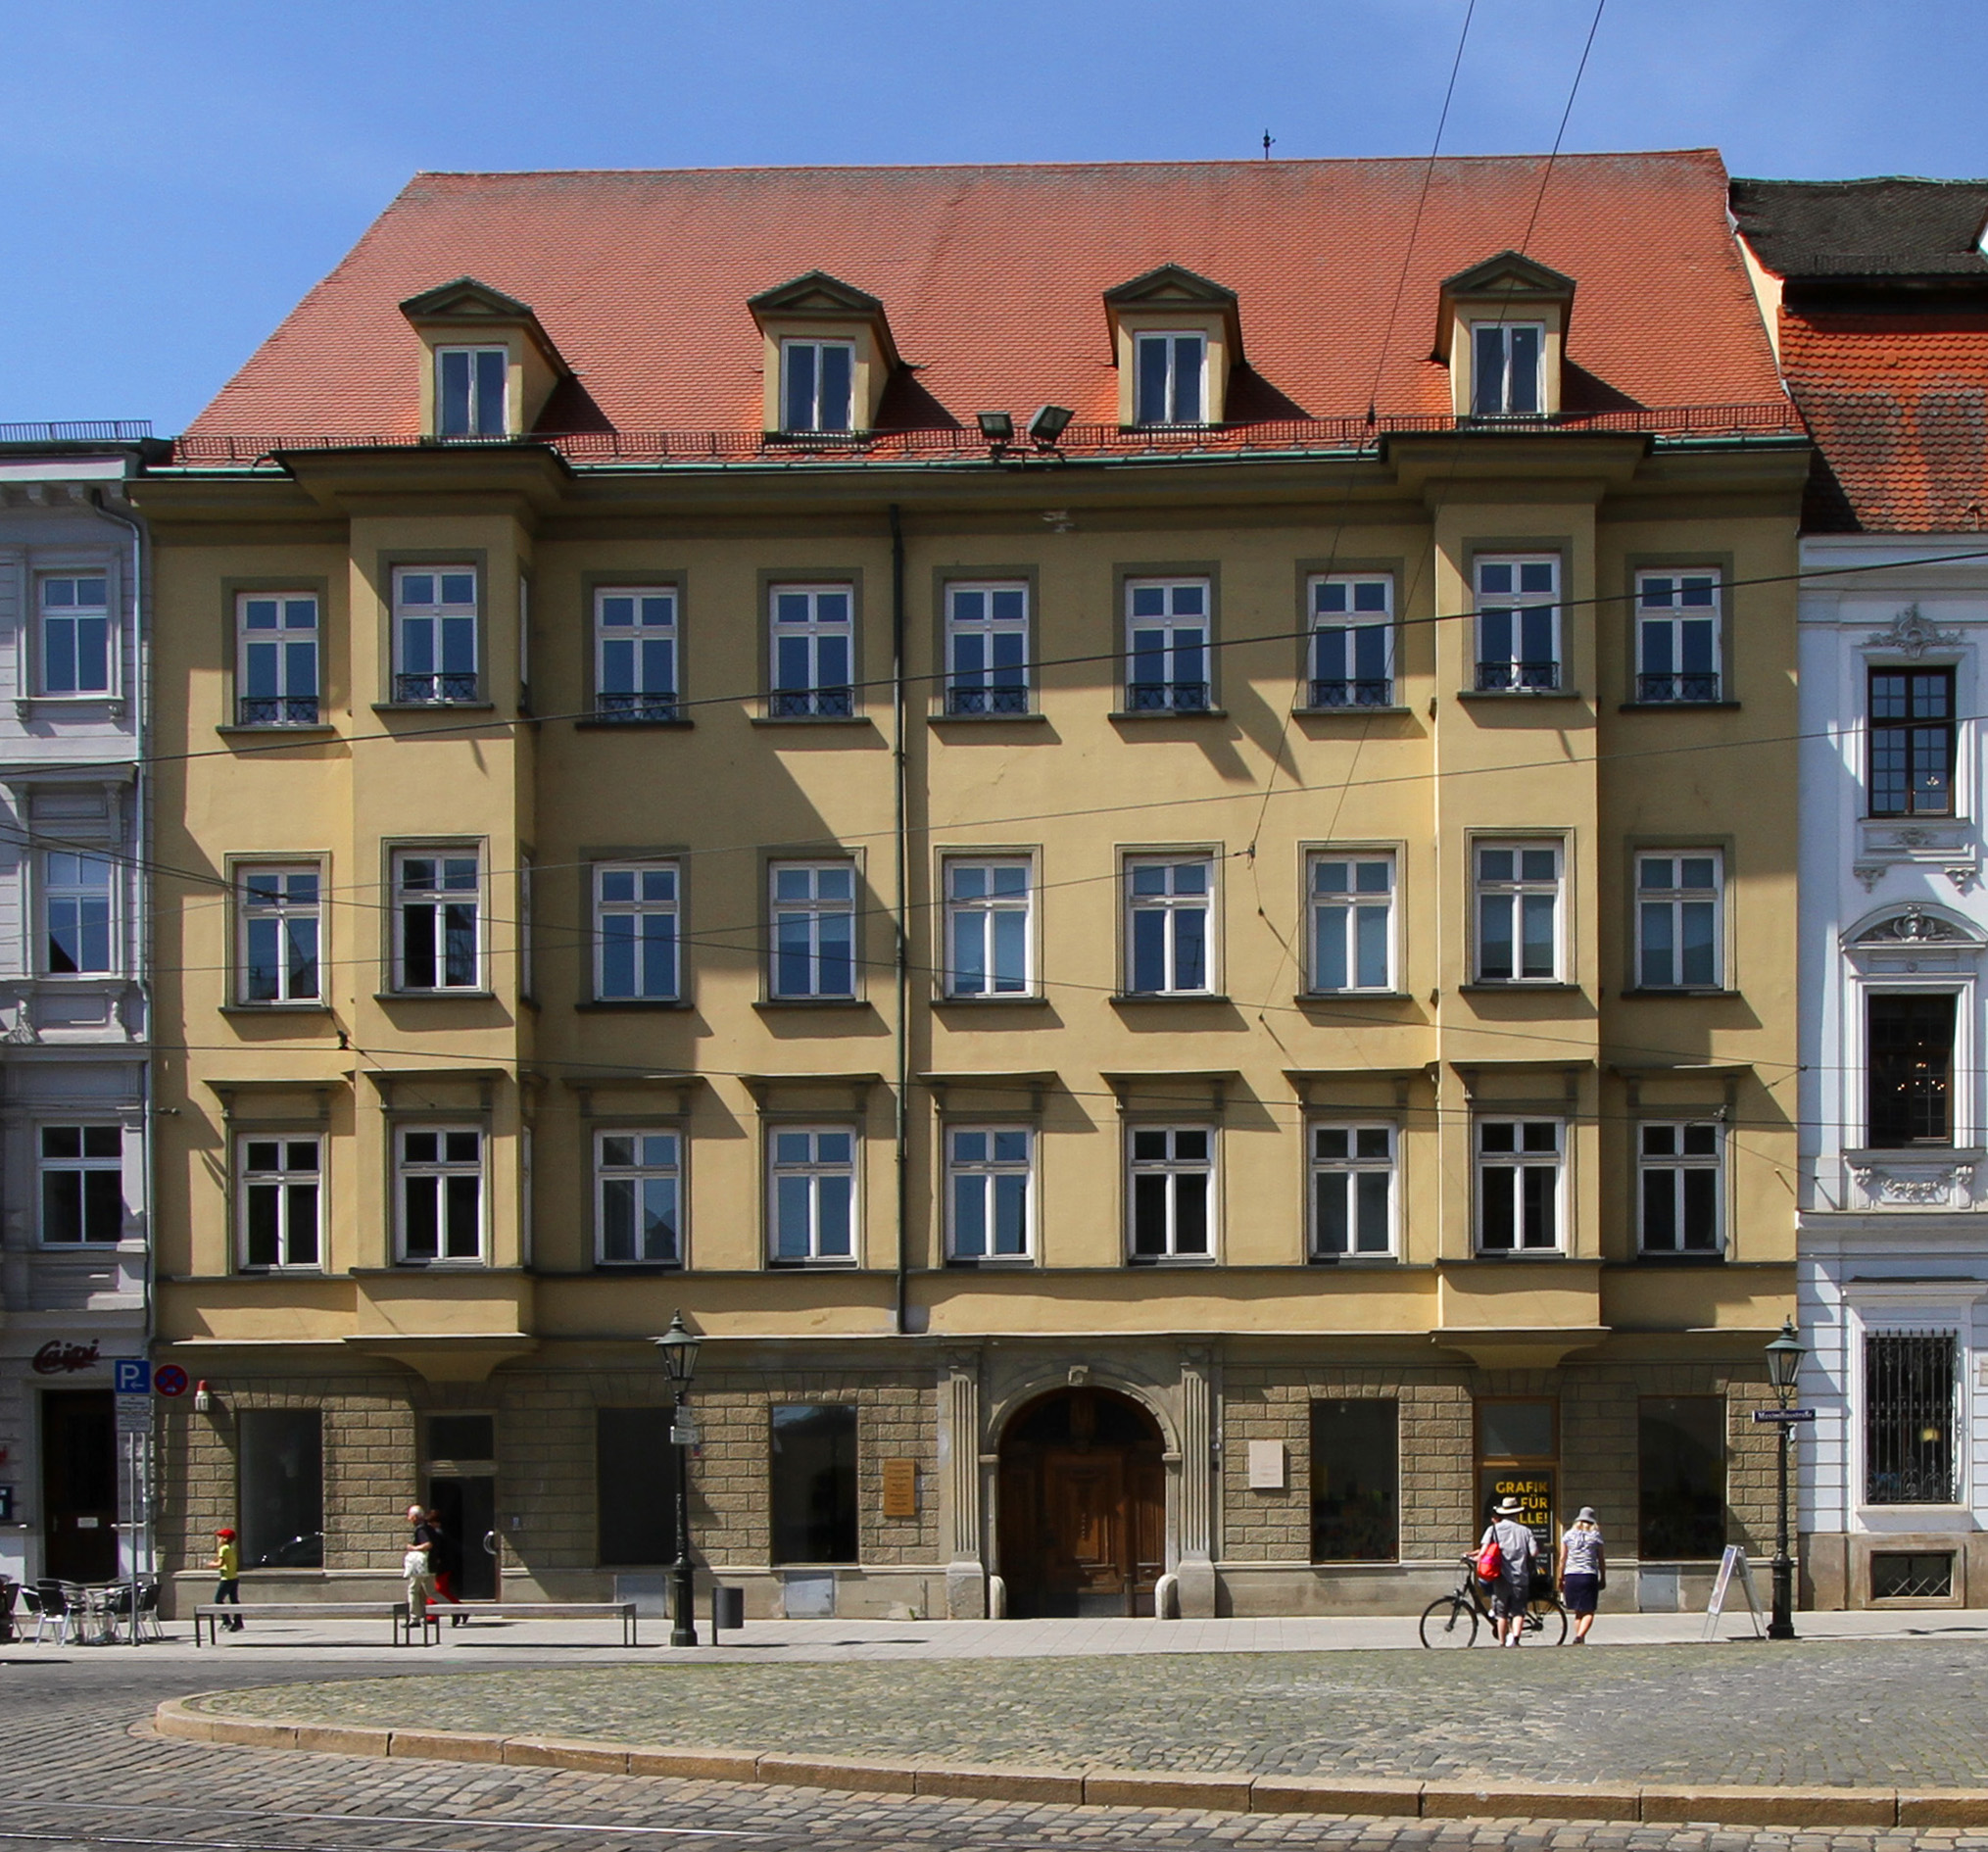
(189, 152, 1783, 443)
(1780, 311, 1988, 531)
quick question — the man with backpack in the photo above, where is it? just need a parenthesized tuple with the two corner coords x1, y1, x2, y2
(1477, 1496, 1537, 1646)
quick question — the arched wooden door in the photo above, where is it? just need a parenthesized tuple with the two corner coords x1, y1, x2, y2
(997, 1388, 1165, 1617)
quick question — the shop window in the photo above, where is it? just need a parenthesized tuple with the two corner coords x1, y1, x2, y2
(1638, 1396, 1726, 1559)
(769, 1403, 857, 1564)
(238, 1409, 324, 1569)
(597, 1407, 678, 1567)
(1310, 1399, 1398, 1562)
(1865, 1331, 1959, 1505)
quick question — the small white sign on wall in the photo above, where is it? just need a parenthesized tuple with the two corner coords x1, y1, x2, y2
(1247, 1440, 1287, 1490)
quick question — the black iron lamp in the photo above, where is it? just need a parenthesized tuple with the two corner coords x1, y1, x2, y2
(654, 1310, 703, 1646)
(1763, 1316, 1807, 1640)
(1026, 404, 1074, 447)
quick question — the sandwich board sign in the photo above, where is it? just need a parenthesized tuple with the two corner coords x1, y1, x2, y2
(1702, 1544, 1766, 1639)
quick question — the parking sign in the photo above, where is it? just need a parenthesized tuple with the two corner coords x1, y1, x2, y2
(113, 1358, 151, 1395)
(154, 1364, 189, 1397)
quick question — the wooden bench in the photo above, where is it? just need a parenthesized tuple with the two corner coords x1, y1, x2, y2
(194, 1600, 428, 1646)
(430, 1600, 640, 1645)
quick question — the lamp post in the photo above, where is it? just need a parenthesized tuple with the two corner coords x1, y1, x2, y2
(1764, 1316, 1807, 1641)
(654, 1311, 702, 1647)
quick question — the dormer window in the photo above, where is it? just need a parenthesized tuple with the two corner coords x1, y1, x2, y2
(1134, 332, 1206, 426)
(437, 346, 509, 437)
(1471, 323, 1543, 417)
(782, 339, 856, 434)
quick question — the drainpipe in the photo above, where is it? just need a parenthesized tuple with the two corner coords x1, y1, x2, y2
(890, 505, 911, 1337)
(93, 478, 154, 1621)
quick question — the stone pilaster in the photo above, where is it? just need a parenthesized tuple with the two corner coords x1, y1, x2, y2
(940, 1352, 987, 1618)
(1176, 1346, 1217, 1617)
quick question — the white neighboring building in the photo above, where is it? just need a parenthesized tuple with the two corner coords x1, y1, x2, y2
(0, 423, 159, 1588)
(1735, 177, 1988, 1608)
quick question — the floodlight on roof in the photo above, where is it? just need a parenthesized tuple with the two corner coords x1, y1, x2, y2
(975, 411, 1014, 446)
(1027, 405, 1075, 447)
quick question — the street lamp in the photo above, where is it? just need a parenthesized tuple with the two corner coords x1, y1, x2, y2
(654, 1310, 703, 1647)
(1764, 1316, 1807, 1641)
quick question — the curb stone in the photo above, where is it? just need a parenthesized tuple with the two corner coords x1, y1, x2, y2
(152, 1699, 1986, 1829)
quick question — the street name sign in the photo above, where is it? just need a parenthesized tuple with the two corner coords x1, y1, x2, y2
(1751, 1408, 1817, 1423)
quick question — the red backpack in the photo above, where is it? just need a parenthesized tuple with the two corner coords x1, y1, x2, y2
(1476, 1535, 1503, 1582)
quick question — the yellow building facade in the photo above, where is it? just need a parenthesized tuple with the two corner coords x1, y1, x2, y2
(136, 156, 1809, 1619)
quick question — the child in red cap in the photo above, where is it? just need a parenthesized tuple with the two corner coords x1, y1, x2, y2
(210, 1527, 243, 1632)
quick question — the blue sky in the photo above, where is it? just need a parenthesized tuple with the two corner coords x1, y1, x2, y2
(8, 0, 1985, 433)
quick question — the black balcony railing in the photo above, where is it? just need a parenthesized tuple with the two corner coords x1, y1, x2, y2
(1636, 672, 1721, 704)
(1475, 660, 1562, 693)
(394, 672, 479, 705)
(236, 695, 320, 727)
(1127, 680, 1211, 713)
(595, 691, 680, 722)
(946, 684, 1030, 716)
(769, 686, 855, 718)
(1307, 678, 1394, 709)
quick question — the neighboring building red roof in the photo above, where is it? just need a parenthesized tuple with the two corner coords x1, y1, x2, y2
(1779, 311, 1988, 532)
(188, 151, 1783, 443)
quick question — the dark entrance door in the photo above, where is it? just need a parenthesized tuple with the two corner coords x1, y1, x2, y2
(427, 1476, 498, 1599)
(997, 1388, 1165, 1617)
(41, 1389, 117, 1582)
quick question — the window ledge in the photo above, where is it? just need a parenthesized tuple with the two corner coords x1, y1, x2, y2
(767, 1258, 861, 1270)
(1112, 992, 1232, 1004)
(1126, 1255, 1220, 1267)
(1292, 705, 1413, 719)
(946, 1256, 1039, 1270)
(574, 716, 696, 731)
(575, 998, 690, 1012)
(1458, 981, 1581, 994)
(1617, 701, 1742, 713)
(1616, 987, 1736, 999)
(1457, 689, 1582, 704)
(934, 992, 1048, 1006)
(17, 693, 123, 707)
(928, 710, 1049, 727)
(751, 713, 873, 728)
(216, 723, 341, 740)
(1634, 1250, 1727, 1265)
(383, 1261, 495, 1272)
(372, 989, 497, 1002)
(1108, 707, 1230, 722)
(594, 1261, 685, 1274)
(1309, 1253, 1401, 1267)
(1846, 1145, 1986, 1164)
(218, 1002, 334, 1017)
(1470, 1248, 1570, 1260)
(370, 701, 496, 715)
(754, 997, 871, 1011)
(235, 1267, 329, 1278)
(1296, 991, 1416, 1004)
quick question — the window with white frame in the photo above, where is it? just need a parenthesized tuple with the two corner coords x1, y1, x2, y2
(1471, 322, 1544, 417)
(1126, 854, 1213, 995)
(1477, 1119, 1563, 1252)
(595, 862, 680, 1001)
(945, 582, 1030, 714)
(38, 573, 111, 697)
(1133, 331, 1207, 425)
(236, 593, 320, 726)
(781, 340, 856, 433)
(596, 1130, 682, 1266)
(1125, 578, 1210, 711)
(1865, 1330, 1961, 1505)
(594, 586, 678, 720)
(1868, 992, 1957, 1147)
(240, 1136, 321, 1269)
(1869, 668, 1957, 818)
(1128, 1125, 1214, 1260)
(1310, 1124, 1394, 1259)
(1308, 574, 1394, 707)
(947, 1126, 1034, 1260)
(1638, 1122, 1721, 1254)
(393, 849, 481, 992)
(396, 1126, 483, 1262)
(39, 1125, 122, 1244)
(1635, 571, 1721, 703)
(240, 864, 322, 1003)
(436, 346, 508, 438)
(42, 850, 116, 975)
(1635, 853, 1721, 990)
(944, 857, 1032, 997)
(1475, 556, 1561, 691)
(392, 567, 479, 704)
(769, 584, 854, 716)
(1309, 853, 1394, 993)
(769, 1126, 856, 1262)
(1474, 842, 1562, 983)
(770, 861, 856, 999)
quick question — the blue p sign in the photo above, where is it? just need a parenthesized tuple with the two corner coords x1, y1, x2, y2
(113, 1358, 151, 1394)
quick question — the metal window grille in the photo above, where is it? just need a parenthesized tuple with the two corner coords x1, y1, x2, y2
(1864, 1332, 1960, 1505)
(1870, 1550, 1955, 1599)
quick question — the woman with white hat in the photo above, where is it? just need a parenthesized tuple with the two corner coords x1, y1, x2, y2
(1479, 1496, 1536, 1645)
(1557, 1506, 1606, 1642)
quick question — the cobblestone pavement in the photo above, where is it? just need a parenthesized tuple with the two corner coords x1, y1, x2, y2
(2, 1644, 1985, 1852)
(193, 1638, 1988, 1790)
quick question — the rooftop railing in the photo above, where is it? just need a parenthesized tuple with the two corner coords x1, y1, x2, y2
(0, 420, 154, 444)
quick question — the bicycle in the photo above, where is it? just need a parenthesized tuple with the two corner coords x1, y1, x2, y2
(1419, 1554, 1570, 1648)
